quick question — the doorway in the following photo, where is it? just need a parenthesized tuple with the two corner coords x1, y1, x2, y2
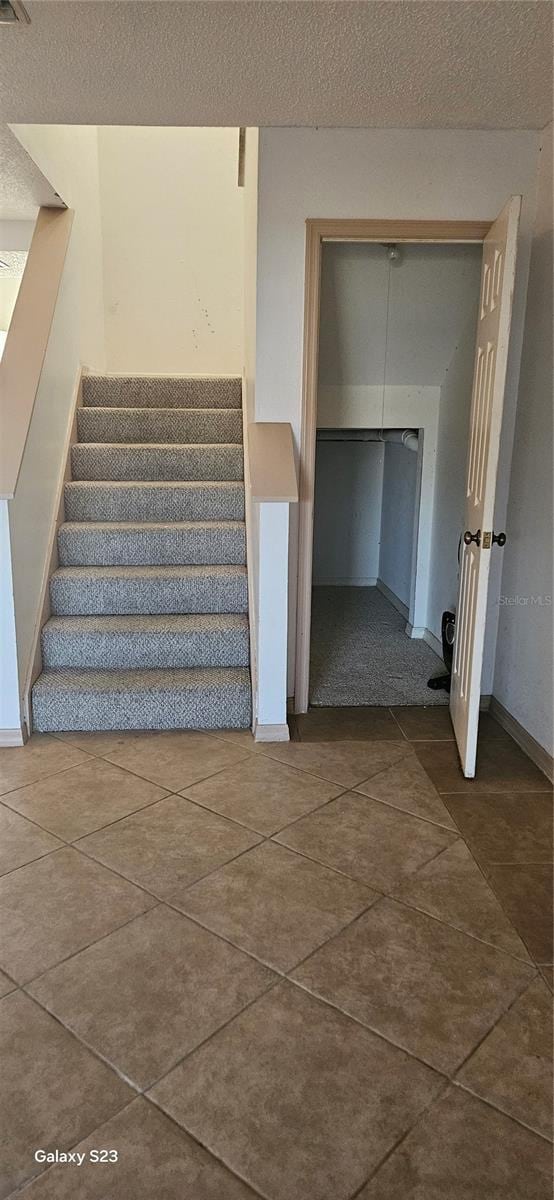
(296, 220, 488, 712)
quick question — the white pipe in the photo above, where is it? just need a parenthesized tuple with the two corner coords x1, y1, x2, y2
(382, 428, 419, 452)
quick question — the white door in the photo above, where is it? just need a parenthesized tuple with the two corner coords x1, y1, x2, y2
(450, 196, 521, 778)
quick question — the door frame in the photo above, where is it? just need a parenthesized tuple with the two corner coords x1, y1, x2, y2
(295, 217, 493, 713)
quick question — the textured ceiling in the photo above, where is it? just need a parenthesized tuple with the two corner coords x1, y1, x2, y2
(0, 250, 27, 277)
(0, 1, 551, 130)
(0, 123, 63, 219)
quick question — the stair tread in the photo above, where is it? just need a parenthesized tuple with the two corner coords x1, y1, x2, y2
(65, 480, 243, 489)
(44, 613, 248, 633)
(34, 666, 251, 693)
(60, 519, 245, 531)
(83, 375, 242, 410)
(52, 563, 247, 578)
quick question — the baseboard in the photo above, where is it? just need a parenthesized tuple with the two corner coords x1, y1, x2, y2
(0, 728, 26, 747)
(376, 578, 409, 620)
(489, 697, 553, 782)
(422, 627, 443, 656)
(22, 367, 83, 733)
(406, 623, 426, 639)
(313, 577, 377, 587)
(242, 374, 258, 733)
(254, 722, 290, 743)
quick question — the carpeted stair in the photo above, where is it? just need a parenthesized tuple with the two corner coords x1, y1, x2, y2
(32, 375, 252, 732)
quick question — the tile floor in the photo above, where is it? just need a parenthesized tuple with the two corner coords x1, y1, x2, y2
(0, 708, 552, 1199)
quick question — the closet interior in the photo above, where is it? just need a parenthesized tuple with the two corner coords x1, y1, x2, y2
(310, 239, 482, 706)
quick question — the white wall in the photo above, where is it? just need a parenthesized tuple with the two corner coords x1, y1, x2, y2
(254, 127, 540, 690)
(10, 125, 105, 370)
(98, 127, 243, 375)
(493, 127, 553, 756)
(313, 440, 384, 585)
(379, 442, 417, 608)
(7, 231, 81, 730)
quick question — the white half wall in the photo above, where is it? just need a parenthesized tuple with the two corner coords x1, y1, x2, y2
(98, 127, 244, 375)
(7, 230, 81, 730)
(254, 127, 540, 691)
(313, 440, 384, 585)
(493, 126, 553, 757)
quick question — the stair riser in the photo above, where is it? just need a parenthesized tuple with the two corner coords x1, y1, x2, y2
(83, 376, 242, 409)
(64, 483, 245, 523)
(58, 525, 246, 567)
(50, 574, 249, 616)
(32, 680, 252, 732)
(77, 408, 242, 445)
(42, 628, 250, 670)
(71, 444, 244, 482)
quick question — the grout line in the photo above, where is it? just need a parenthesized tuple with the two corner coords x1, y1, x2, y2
(449, 970, 541, 1082)
(141, 1093, 271, 1199)
(17, 897, 162, 990)
(347, 1078, 453, 1199)
(382, 890, 537, 968)
(0, 754, 97, 800)
(351, 785, 461, 834)
(452, 1079, 554, 1144)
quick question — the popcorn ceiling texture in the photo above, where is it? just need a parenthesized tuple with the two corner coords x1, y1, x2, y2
(32, 375, 252, 732)
(2, 2, 551, 129)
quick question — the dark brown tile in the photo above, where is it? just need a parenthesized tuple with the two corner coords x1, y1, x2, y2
(356, 752, 457, 829)
(0, 846, 154, 984)
(0, 803, 62, 875)
(256, 739, 411, 788)
(182, 753, 343, 836)
(0, 991, 132, 1199)
(390, 840, 530, 960)
(149, 981, 442, 1200)
(358, 1085, 552, 1200)
(458, 976, 553, 1139)
(3, 757, 168, 841)
(391, 706, 506, 742)
(0, 735, 90, 797)
(296, 707, 402, 742)
(443, 791, 553, 865)
(275, 792, 456, 890)
(292, 898, 534, 1073)
(57, 730, 250, 790)
(19, 1097, 257, 1198)
(75, 796, 261, 899)
(29, 905, 274, 1090)
(177, 841, 377, 971)
(486, 864, 553, 963)
(414, 738, 551, 794)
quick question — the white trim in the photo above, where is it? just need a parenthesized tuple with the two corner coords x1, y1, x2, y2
(405, 624, 426, 639)
(254, 721, 290, 743)
(23, 367, 82, 733)
(241, 380, 258, 733)
(0, 728, 26, 747)
(376, 577, 408, 620)
(315, 576, 378, 588)
(489, 696, 553, 783)
(422, 627, 443, 657)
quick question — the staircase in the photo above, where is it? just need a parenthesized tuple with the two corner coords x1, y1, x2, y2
(32, 375, 252, 732)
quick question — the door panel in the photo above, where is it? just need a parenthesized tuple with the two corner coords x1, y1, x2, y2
(450, 196, 521, 777)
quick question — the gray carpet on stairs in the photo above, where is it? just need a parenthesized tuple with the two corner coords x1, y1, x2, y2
(309, 586, 448, 707)
(32, 374, 252, 731)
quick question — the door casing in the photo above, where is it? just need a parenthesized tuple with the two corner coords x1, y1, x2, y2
(295, 218, 493, 714)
